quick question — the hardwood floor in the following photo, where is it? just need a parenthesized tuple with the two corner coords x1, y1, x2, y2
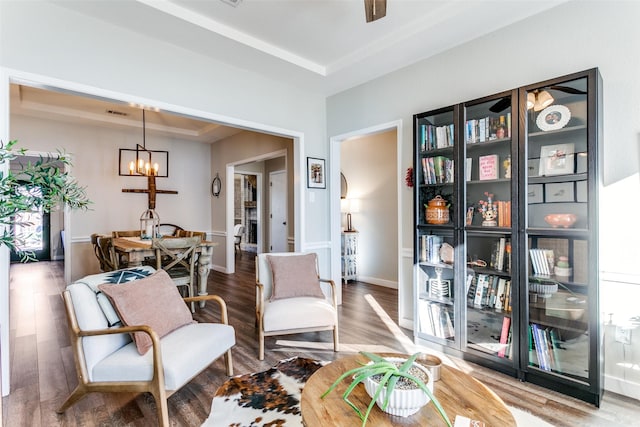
(3, 254, 639, 426)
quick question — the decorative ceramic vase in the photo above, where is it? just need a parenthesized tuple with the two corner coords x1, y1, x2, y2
(425, 195, 449, 224)
(363, 358, 434, 417)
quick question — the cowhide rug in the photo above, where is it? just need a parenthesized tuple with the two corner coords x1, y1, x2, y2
(202, 357, 325, 427)
(202, 356, 554, 427)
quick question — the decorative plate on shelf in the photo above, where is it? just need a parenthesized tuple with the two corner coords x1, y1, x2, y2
(536, 105, 571, 131)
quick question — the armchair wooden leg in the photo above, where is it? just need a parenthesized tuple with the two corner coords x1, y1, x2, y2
(152, 387, 170, 427)
(333, 325, 340, 352)
(225, 349, 234, 376)
(56, 384, 89, 414)
(259, 329, 265, 360)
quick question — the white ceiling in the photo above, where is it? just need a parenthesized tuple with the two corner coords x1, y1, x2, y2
(13, 0, 568, 142)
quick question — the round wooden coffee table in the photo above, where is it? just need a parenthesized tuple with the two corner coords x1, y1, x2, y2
(300, 353, 516, 426)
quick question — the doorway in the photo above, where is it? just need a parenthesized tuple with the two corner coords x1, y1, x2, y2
(269, 170, 287, 252)
(329, 120, 402, 309)
(234, 172, 259, 254)
(9, 185, 51, 262)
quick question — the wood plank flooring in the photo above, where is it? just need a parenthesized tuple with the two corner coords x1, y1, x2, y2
(3, 254, 639, 426)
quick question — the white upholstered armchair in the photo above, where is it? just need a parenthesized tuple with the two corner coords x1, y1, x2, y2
(255, 252, 339, 360)
(57, 266, 235, 426)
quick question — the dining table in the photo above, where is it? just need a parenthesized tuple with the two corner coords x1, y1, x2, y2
(112, 236, 217, 307)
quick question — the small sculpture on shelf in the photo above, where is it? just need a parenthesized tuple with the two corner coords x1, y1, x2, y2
(503, 155, 511, 179)
(478, 192, 498, 227)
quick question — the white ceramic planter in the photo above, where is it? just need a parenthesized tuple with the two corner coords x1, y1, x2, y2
(363, 357, 434, 417)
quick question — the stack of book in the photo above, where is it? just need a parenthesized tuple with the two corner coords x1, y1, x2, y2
(419, 235, 444, 264)
(496, 201, 511, 227)
(529, 248, 555, 275)
(530, 323, 562, 372)
(421, 156, 454, 184)
(466, 273, 511, 311)
(418, 123, 455, 151)
(489, 237, 511, 272)
(418, 299, 454, 339)
(465, 113, 511, 143)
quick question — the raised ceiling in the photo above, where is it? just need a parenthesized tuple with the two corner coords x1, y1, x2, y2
(54, 0, 567, 95)
(13, 0, 567, 141)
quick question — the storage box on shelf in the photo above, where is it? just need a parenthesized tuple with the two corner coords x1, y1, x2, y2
(413, 68, 602, 405)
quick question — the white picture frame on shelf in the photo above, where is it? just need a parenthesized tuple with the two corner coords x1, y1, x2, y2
(528, 184, 544, 204)
(539, 143, 575, 176)
(545, 182, 574, 203)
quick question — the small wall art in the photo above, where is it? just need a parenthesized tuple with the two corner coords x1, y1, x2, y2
(307, 157, 326, 189)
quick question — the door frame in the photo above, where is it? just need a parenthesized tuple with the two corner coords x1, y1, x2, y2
(224, 148, 288, 273)
(329, 120, 403, 311)
(233, 170, 263, 255)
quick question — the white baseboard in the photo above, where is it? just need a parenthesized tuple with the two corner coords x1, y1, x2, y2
(210, 264, 228, 274)
(399, 318, 413, 330)
(357, 275, 397, 289)
(605, 374, 640, 401)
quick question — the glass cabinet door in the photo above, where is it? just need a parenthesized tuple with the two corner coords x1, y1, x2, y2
(524, 75, 591, 380)
(462, 93, 516, 359)
(415, 107, 456, 343)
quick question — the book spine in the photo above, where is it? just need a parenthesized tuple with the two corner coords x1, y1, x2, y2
(549, 329, 562, 373)
(495, 278, 506, 310)
(498, 316, 511, 357)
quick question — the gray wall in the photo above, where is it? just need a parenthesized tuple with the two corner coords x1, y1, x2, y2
(327, 0, 640, 399)
(341, 129, 398, 287)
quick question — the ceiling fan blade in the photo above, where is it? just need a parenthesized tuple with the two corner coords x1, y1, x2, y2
(364, 0, 387, 23)
(549, 85, 587, 95)
(489, 97, 511, 113)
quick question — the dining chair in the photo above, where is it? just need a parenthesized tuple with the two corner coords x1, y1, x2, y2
(174, 230, 206, 239)
(158, 223, 184, 237)
(90, 233, 118, 272)
(234, 224, 244, 254)
(112, 230, 141, 238)
(152, 236, 202, 312)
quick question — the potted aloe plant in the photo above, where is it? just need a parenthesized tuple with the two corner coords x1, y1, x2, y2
(321, 352, 452, 427)
(1, 140, 91, 260)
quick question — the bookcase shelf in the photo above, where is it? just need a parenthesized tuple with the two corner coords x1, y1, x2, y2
(413, 68, 602, 406)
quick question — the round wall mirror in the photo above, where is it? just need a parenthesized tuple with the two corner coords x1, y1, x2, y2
(340, 172, 348, 199)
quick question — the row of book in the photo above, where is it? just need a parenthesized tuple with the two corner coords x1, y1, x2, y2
(421, 156, 454, 185)
(529, 248, 555, 275)
(466, 273, 512, 311)
(465, 113, 512, 144)
(495, 200, 511, 227)
(489, 237, 511, 272)
(418, 123, 455, 152)
(530, 323, 562, 372)
(419, 234, 444, 264)
(417, 299, 454, 339)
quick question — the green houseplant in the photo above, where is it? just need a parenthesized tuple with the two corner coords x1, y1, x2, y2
(321, 352, 452, 427)
(1, 140, 91, 260)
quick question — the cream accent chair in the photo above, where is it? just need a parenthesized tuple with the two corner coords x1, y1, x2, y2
(56, 266, 235, 426)
(255, 252, 339, 360)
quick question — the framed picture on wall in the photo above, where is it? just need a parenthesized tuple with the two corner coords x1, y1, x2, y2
(307, 157, 326, 189)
